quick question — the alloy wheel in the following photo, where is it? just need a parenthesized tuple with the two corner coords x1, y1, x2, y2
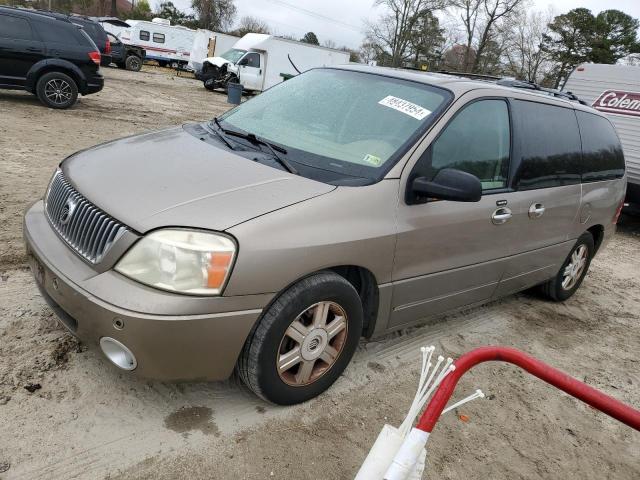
(562, 245, 588, 290)
(44, 79, 73, 106)
(277, 301, 348, 386)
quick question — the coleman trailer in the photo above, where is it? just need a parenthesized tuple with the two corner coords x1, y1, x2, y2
(198, 33, 350, 93)
(563, 63, 640, 205)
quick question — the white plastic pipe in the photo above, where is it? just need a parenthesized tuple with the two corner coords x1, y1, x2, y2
(383, 428, 430, 480)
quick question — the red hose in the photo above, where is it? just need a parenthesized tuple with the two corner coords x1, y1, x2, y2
(416, 346, 640, 433)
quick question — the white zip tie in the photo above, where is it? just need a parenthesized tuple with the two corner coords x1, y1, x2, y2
(442, 389, 486, 414)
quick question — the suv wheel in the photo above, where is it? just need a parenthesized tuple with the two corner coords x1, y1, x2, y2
(36, 72, 78, 109)
(125, 55, 142, 72)
(237, 272, 363, 405)
(539, 232, 594, 301)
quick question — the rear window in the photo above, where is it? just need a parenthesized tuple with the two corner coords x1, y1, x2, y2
(34, 20, 83, 45)
(513, 100, 582, 190)
(576, 111, 625, 182)
(153, 33, 165, 43)
(140, 30, 150, 41)
(0, 15, 34, 40)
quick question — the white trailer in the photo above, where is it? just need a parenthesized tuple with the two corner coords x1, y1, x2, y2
(563, 63, 640, 204)
(93, 17, 131, 37)
(188, 30, 239, 74)
(200, 33, 350, 93)
(119, 18, 196, 68)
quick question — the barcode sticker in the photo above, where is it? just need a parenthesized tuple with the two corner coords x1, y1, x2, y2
(378, 96, 431, 120)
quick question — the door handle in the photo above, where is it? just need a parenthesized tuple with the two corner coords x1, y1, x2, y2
(491, 207, 512, 225)
(528, 203, 546, 219)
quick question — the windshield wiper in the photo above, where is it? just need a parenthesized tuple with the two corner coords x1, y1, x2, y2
(211, 117, 235, 150)
(215, 121, 298, 175)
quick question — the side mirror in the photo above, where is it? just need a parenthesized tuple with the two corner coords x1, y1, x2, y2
(410, 168, 482, 203)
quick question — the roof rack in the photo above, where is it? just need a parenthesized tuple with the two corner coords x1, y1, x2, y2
(435, 70, 588, 105)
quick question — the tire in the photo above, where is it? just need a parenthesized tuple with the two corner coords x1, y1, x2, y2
(539, 232, 595, 301)
(170, 61, 179, 69)
(125, 55, 142, 72)
(35, 71, 78, 109)
(237, 272, 363, 405)
(203, 78, 216, 91)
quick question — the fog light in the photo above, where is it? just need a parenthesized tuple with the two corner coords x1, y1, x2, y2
(99, 337, 137, 371)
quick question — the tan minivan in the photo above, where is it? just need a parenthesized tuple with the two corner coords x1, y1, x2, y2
(24, 66, 626, 404)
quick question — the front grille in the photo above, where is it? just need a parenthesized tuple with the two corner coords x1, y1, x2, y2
(45, 170, 129, 264)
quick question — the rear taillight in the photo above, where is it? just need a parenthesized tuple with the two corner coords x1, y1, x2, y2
(613, 199, 625, 224)
(105, 38, 111, 55)
(88, 51, 101, 65)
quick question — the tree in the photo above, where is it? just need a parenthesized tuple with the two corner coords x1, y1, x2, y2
(110, 0, 117, 17)
(232, 16, 270, 36)
(300, 32, 320, 45)
(156, 1, 195, 26)
(471, 0, 523, 72)
(191, 0, 237, 32)
(452, 0, 483, 72)
(323, 39, 338, 49)
(591, 10, 640, 64)
(542, 8, 598, 87)
(130, 0, 152, 20)
(408, 9, 445, 68)
(367, 0, 447, 67)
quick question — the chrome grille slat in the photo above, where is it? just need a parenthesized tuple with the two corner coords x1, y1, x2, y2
(45, 170, 130, 264)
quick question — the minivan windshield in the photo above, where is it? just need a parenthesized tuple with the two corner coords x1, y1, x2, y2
(221, 48, 247, 64)
(219, 68, 451, 183)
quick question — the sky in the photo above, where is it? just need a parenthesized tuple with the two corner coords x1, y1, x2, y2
(168, 0, 640, 50)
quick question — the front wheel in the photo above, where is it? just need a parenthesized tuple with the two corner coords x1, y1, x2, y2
(539, 232, 594, 301)
(237, 272, 363, 405)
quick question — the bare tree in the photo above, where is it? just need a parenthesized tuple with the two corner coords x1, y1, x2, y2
(451, 0, 483, 71)
(191, 0, 237, 32)
(367, 0, 447, 67)
(503, 8, 555, 82)
(471, 0, 523, 72)
(323, 39, 338, 49)
(232, 15, 270, 36)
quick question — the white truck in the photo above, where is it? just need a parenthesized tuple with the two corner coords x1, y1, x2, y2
(119, 18, 196, 69)
(188, 30, 239, 74)
(563, 63, 640, 205)
(198, 33, 350, 93)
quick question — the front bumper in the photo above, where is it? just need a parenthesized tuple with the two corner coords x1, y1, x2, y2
(23, 200, 268, 381)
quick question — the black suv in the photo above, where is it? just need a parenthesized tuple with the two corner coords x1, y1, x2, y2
(69, 15, 112, 66)
(0, 7, 104, 109)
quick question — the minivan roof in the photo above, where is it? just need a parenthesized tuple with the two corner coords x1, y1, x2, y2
(333, 64, 602, 115)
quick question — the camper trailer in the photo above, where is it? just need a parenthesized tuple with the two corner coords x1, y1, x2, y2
(119, 18, 196, 68)
(563, 63, 640, 205)
(199, 33, 350, 93)
(188, 30, 239, 74)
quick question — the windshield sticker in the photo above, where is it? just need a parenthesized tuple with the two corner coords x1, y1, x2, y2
(363, 154, 382, 166)
(378, 96, 431, 120)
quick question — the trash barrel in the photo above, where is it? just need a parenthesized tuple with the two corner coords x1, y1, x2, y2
(227, 82, 243, 105)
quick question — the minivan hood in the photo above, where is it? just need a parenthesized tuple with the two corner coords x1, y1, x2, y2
(61, 126, 335, 233)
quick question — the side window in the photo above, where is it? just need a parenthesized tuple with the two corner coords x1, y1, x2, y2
(0, 15, 34, 40)
(34, 21, 81, 45)
(153, 33, 165, 43)
(576, 111, 625, 182)
(421, 99, 510, 191)
(243, 52, 260, 68)
(139, 30, 150, 41)
(513, 100, 582, 190)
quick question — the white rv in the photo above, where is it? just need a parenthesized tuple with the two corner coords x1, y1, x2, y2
(119, 18, 196, 68)
(199, 33, 350, 93)
(188, 30, 239, 74)
(563, 63, 640, 204)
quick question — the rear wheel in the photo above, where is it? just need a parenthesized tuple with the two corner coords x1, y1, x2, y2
(36, 71, 78, 109)
(539, 232, 594, 301)
(237, 272, 363, 405)
(125, 55, 142, 72)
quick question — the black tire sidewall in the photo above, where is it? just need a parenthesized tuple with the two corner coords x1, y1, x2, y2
(249, 274, 363, 405)
(552, 233, 595, 301)
(125, 55, 142, 71)
(36, 72, 78, 109)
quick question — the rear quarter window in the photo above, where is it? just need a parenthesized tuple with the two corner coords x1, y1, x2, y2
(35, 20, 84, 45)
(513, 100, 582, 190)
(0, 14, 34, 40)
(576, 111, 625, 182)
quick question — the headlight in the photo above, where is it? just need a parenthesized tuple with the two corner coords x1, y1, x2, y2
(115, 229, 236, 295)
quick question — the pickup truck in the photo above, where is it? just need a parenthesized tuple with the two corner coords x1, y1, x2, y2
(107, 32, 146, 71)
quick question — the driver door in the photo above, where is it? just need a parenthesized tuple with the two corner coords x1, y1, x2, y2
(238, 52, 264, 91)
(389, 98, 519, 327)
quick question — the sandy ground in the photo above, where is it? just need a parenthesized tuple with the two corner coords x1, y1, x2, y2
(0, 66, 639, 480)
